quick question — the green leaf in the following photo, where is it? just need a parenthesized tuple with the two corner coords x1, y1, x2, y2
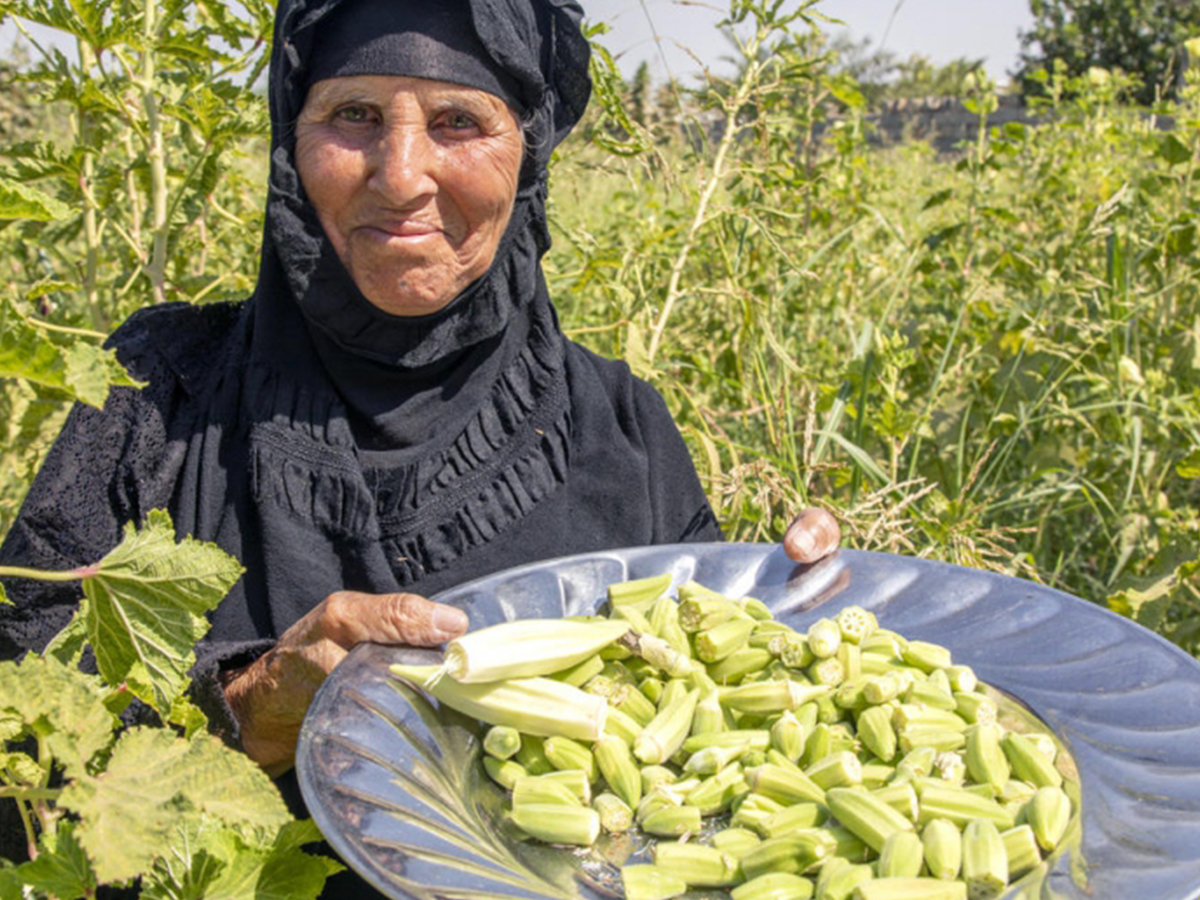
(168, 695, 210, 740)
(1177, 447, 1200, 479)
(63, 342, 146, 409)
(15, 822, 97, 900)
(0, 300, 70, 397)
(922, 188, 954, 211)
(0, 751, 44, 786)
(0, 582, 8, 606)
(60, 727, 291, 884)
(0, 868, 21, 900)
(0, 177, 71, 223)
(1157, 133, 1194, 166)
(81, 509, 245, 716)
(42, 601, 91, 668)
(0, 655, 114, 777)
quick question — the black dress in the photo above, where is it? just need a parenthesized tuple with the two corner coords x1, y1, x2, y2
(0, 0, 722, 891)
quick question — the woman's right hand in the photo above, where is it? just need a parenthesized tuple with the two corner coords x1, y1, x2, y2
(222, 590, 468, 777)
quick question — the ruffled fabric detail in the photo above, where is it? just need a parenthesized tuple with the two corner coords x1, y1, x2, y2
(243, 299, 570, 583)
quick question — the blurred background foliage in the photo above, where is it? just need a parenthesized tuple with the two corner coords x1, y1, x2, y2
(0, 0, 1199, 658)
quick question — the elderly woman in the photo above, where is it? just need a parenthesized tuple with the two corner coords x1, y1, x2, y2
(0, 0, 836, 889)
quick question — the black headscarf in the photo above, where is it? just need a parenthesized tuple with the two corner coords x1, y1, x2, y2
(0, 0, 721, 888)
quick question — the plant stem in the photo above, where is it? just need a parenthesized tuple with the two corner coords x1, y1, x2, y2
(76, 40, 103, 331)
(0, 565, 95, 583)
(0, 787, 63, 801)
(646, 30, 768, 365)
(143, 0, 168, 304)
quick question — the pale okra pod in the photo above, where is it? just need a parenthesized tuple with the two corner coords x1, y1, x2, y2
(921, 817, 962, 880)
(653, 842, 741, 887)
(825, 787, 915, 853)
(438, 618, 631, 683)
(731, 871, 815, 900)
(634, 687, 700, 764)
(961, 818, 1009, 900)
(482, 725, 521, 760)
(510, 803, 599, 846)
(620, 864, 688, 900)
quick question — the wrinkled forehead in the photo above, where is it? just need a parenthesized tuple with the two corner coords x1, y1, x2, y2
(267, 0, 591, 165)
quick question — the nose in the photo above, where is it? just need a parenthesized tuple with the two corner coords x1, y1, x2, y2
(366, 123, 438, 206)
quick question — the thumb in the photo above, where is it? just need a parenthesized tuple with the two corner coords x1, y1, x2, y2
(321, 591, 469, 648)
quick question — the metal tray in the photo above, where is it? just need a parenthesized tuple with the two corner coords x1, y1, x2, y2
(296, 544, 1200, 900)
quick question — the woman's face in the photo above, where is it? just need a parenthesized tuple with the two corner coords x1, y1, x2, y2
(295, 75, 524, 316)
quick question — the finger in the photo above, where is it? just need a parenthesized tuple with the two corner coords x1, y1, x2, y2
(783, 507, 841, 563)
(321, 591, 469, 648)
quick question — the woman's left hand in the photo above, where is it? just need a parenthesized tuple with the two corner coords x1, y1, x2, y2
(782, 507, 841, 563)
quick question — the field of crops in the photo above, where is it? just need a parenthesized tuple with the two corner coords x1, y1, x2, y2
(0, 0, 1198, 655)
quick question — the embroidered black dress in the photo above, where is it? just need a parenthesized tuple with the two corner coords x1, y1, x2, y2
(0, 0, 720, 891)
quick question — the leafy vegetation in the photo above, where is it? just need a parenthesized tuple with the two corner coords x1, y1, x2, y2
(1, 0, 1200, 890)
(1018, 0, 1200, 103)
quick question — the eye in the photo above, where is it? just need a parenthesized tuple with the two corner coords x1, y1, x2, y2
(333, 103, 375, 125)
(440, 110, 480, 133)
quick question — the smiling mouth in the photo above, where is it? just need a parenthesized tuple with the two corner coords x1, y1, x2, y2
(361, 222, 443, 240)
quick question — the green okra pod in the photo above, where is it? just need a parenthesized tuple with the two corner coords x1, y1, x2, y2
(640, 803, 702, 837)
(876, 830, 924, 879)
(592, 791, 633, 833)
(620, 864, 688, 900)
(510, 803, 599, 846)
(825, 787, 916, 853)
(653, 841, 741, 887)
(1027, 785, 1071, 852)
(921, 817, 962, 880)
(634, 687, 700, 764)
(1001, 732, 1062, 789)
(961, 818, 1008, 900)
(1000, 824, 1043, 879)
(731, 871, 815, 900)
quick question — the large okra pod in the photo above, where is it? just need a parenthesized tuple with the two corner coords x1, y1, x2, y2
(593, 734, 642, 808)
(731, 871, 815, 900)
(653, 842, 741, 887)
(920, 817, 962, 880)
(543, 735, 597, 781)
(640, 803, 702, 837)
(815, 857, 873, 900)
(1001, 732, 1062, 788)
(961, 818, 1008, 900)
(1000, 824, 1042, 879)
(1027, 785, 1071, 852)
(964, 723, 1010, 792)
(634, 687, 701, 764)
(917, 783, 1014, 830)
(510, 803, 599, 846)
(745, 763, 827, 805)
(851, 878, 967, 900)
(825, 787, 916, 853)
(389, 663, 607, 741)
(620, 864, 688, 900)
(722, 680, 830, 714)
(876, 831, 924, 879)
(696, 616, 757, 663)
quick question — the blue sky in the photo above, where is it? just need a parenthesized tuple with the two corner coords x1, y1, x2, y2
(1, 1, 1036, 86)
(585, 0, 1036, 84)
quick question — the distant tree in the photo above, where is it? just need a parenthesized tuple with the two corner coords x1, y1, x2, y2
(630, 60, 653, 125)
(1017, 0, 1200, 103)
(827, 34, 988, 107)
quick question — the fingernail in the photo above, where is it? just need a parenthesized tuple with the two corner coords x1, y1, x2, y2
(432, 605, 468, 639)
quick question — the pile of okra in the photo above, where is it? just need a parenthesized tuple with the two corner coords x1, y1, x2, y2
(388, 573, 1075, 900)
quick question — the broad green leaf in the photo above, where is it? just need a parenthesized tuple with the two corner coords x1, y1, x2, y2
(0, 711, 25, 742)
(168, 695, 210, 740)
(0, 300, 70, 397)
(60, 727, 290, 884)
(82, 509, 245, 716)
(0, 177, 70, 223)
(42, 600, 90, 668)
(1157, 133, 1193, 166)
(63, 342, 146, 409)
(0, 751, 44, 786)
(0, 655, 114, 777)
(0, 868, 21, 900)
(201, 821, 341, 900)
(15, 822, 97, 900)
